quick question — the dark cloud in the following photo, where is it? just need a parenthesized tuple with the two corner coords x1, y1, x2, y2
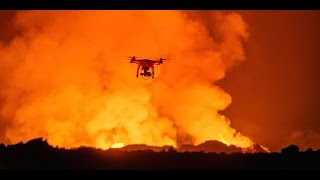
(0, 10, 18, 43)
(220, 10, 320, 151)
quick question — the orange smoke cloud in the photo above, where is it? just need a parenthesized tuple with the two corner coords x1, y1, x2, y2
(0, 10, 253, 149)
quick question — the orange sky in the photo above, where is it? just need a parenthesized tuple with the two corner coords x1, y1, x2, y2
(220, 10, 320, 151)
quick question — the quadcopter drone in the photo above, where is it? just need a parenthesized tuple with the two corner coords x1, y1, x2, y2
(127, 56, 169, 79)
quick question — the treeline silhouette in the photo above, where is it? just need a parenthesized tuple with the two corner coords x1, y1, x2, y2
(0, 138, 319, 170)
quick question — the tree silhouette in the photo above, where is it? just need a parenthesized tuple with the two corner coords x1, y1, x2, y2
(281, 145, 299, 154)
(0, 143, 5, 151)
(0, 138, 320, 170)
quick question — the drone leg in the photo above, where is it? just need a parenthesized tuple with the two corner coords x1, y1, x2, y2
(136, 65, 140, 78)
(151, 66, 155, 79)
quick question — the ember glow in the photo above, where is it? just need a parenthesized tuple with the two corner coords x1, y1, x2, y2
(0, 10, 255, 149)
(111, 142, 125, 149)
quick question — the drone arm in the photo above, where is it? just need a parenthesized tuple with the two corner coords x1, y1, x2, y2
(130, 59, 139, 64)
(153, 61, 161, 65)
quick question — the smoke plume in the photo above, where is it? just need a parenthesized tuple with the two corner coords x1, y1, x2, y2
(0, 10, 253, 149)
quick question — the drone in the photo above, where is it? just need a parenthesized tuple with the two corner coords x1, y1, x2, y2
(127, 56, 169, 79)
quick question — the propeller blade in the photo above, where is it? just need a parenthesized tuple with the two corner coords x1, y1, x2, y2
(125, 56, 143, 59)
(153, 58, 167, 60)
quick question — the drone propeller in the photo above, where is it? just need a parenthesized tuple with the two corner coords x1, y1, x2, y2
(157, 58, 170, 61)
(125, 56, 144, 61)
(126, 56, 142, 58)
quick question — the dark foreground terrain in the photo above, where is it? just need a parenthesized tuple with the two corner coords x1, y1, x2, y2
(0, 138, 319, 170)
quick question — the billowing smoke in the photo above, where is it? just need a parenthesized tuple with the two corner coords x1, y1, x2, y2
(0, 10, 253, 149)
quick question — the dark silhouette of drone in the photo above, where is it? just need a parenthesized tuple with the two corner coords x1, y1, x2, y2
(127, 56, 169, 79)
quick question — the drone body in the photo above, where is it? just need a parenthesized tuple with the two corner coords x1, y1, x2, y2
(127, 56, 168, 79)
